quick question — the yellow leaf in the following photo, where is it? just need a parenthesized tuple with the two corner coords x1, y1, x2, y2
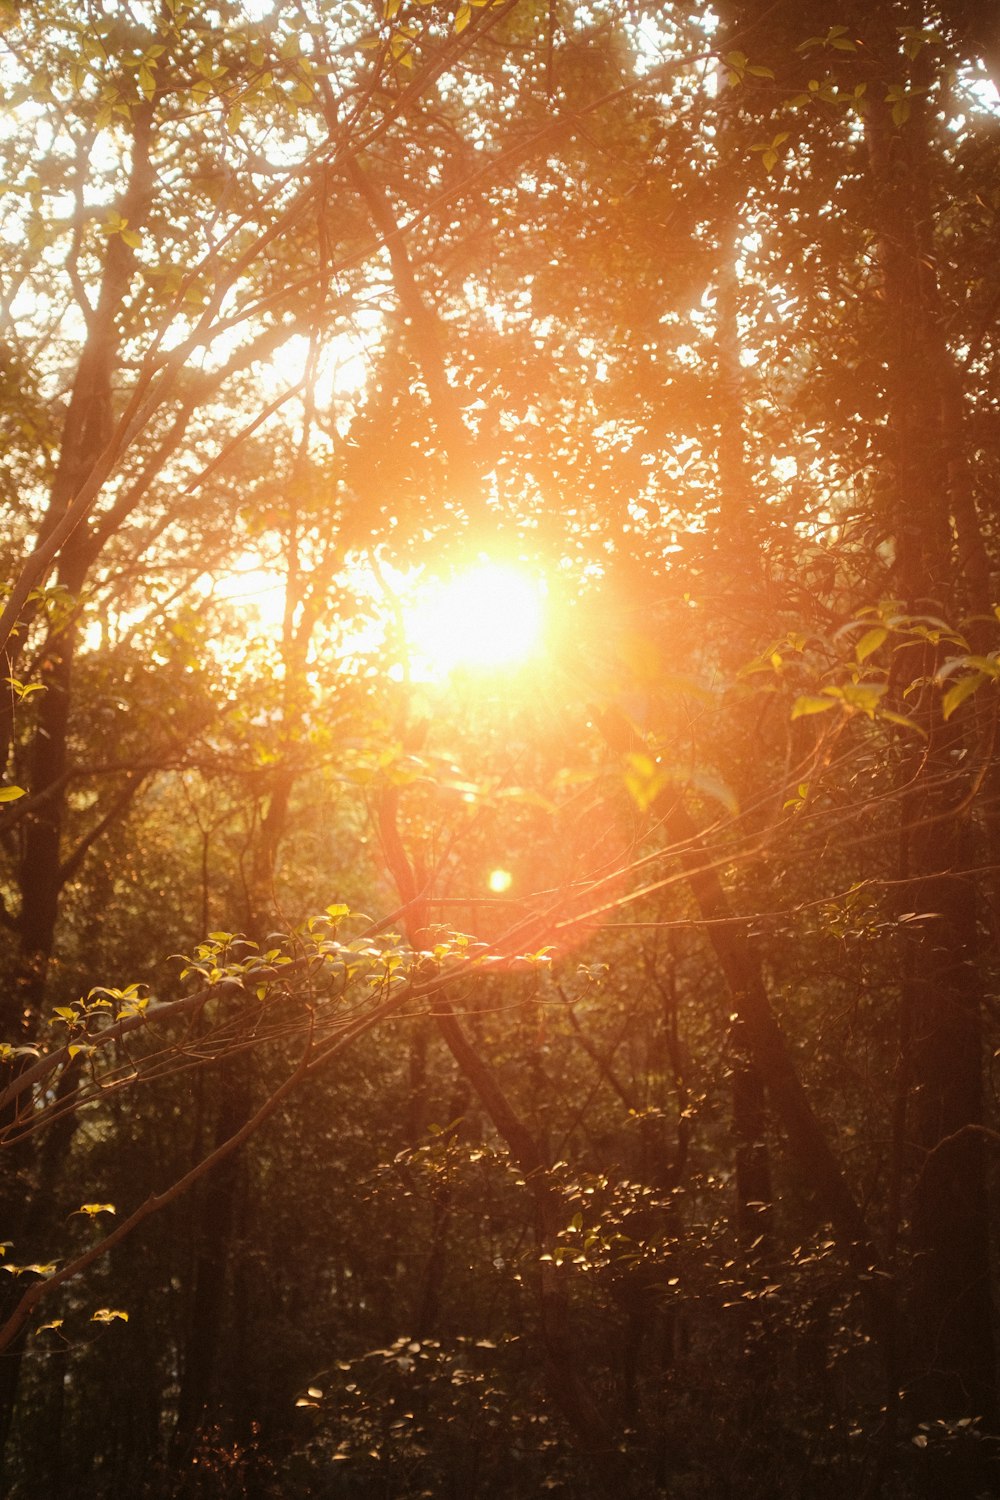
(791, 695, 837, 719)
(941, 672, 987, 721)
(855, 627, 888, 663)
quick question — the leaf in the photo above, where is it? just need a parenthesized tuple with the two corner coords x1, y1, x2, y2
(4, 677, 45, 700)
(941, 672, 987, 721)
(91, 1308, 128, 1324)
(791, 695, 837, 719)
(454, 3, 471, 32)
(73, 1203, 116, 1219)
(0, 786, 26, 802)
(837, 681, 887, 718)
(958, 655, 1000, 676)
(623, 752, 669, 812)
(855, 627, 887, 663)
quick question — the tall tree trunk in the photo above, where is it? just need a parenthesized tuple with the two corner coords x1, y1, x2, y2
(861, 13, 996, 1424)
(378, 784, 645, 1494)
(433, 1000, 644, 1497)
(0, 102, 156, 1476)
(173, 570, 322, 1450)
(172, 1071, 247, 1453)
(710, 59, 773, 1235)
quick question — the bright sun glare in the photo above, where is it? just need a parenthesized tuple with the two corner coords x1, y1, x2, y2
(402, 563, 545, 679)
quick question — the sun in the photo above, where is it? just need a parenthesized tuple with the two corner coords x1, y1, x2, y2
(402, 563, 545, 679)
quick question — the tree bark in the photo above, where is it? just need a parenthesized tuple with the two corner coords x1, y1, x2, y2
(860, 11, 996, 1423)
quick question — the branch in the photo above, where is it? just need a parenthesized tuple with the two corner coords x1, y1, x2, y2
(0, 954, 493, 1351)
(58, 771, 148, 887)
(0, 1024, 316, 1356)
